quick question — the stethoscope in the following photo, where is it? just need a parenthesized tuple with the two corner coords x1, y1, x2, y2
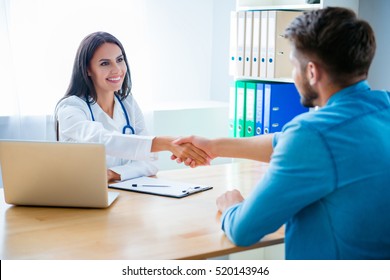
(86, 94, 135, 135)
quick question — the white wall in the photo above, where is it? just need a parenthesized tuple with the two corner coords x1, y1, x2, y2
(143, 0, 235, 170)
(132, 0, 214, 108)
(2, 0, 224, 116)
(359, 0, 390, 91)
(210, 0, 236, 102)
(148, 101, 230, 170)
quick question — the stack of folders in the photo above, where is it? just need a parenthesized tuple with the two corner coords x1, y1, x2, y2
(229, 10, 302, 79)
(228, 81, 309, 138)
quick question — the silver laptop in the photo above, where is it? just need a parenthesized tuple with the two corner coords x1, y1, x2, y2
(0, 140, 119, 208)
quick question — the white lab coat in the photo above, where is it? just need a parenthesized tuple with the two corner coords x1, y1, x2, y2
(56, 95, 158, 180)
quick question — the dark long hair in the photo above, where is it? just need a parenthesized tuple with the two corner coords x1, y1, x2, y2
(63, 31, 131, 102)
(55, 32, 132, 139)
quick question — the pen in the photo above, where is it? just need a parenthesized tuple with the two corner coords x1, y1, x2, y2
(131, 184, 171, 187)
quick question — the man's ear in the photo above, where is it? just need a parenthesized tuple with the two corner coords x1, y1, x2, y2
(306, 61, 320, 86)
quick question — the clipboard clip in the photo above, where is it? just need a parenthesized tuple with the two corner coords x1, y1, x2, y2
(182, 186, 201, 194)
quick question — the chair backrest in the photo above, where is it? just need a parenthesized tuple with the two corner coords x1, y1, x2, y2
(56, 120, 59, 141)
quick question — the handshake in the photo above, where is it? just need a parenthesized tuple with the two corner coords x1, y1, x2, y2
(169, 135, 214, 168)
(167, 133, 273, 168)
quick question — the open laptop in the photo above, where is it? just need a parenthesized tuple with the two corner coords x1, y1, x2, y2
(0, 140, 119, 208)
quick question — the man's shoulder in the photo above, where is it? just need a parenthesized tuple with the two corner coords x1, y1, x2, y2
(284, 89, 390, 136)
(283, 109, 336, 133)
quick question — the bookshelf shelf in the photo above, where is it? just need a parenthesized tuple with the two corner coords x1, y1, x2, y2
(228, 0, 360, 138)
(236, 0, 359, 13)
(237, 4, 321, 11)
(234, 76, 294, 83)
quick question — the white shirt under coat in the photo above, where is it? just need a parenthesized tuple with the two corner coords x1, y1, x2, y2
(56, 95, 158, 180)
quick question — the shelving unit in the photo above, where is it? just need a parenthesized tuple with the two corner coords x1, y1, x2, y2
(229, 0, 360, 139)
(232, 0, 360, 82)
(236, 0, 359, 13)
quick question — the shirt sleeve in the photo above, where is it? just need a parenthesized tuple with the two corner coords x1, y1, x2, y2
(220, 121, 337, 246)
(109, 161, 158, 181)
(57, 96, 155, 161)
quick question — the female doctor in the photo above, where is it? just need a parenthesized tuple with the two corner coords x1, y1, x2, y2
(55, 32, 208, 182)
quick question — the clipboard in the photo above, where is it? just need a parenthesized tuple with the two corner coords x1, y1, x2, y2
(108, 177, 213, 198)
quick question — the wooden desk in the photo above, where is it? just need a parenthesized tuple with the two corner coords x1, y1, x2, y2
(0, 161, 284, 260)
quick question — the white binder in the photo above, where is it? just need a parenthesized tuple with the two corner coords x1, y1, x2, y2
(259, 10, 268, 79)
(266, 11, 302, 79)
(236, 11, 246, 76)
(266, 10, 276, 79)
(229, 11, 238, 76)
(251, 11, 261, 77)
(244, 11, 253, 77)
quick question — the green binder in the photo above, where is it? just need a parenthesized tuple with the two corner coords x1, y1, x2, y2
(228, 81, 236, 138)
(244, 82, 257, 137)
(235, 81, 246, 138)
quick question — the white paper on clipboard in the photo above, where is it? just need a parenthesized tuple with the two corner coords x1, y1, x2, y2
(108, 176, 213, 198)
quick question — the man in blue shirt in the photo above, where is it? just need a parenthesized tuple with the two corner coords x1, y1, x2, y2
(174, 7, 390, 259)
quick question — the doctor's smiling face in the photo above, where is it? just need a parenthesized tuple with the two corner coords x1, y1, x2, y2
(87, 43, 127, 96)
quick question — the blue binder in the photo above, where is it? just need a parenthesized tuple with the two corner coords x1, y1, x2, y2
(263, 83, 309, 133)
(255, 82, 264, 135)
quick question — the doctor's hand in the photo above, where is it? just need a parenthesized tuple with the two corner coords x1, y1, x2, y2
(107, 169, 121, 183)
(216, 189, 244, 213)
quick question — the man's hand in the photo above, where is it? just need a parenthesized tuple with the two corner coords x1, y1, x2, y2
(216, 189, 244, 213)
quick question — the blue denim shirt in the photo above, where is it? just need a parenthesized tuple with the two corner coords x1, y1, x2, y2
(221, 80, 390, 259)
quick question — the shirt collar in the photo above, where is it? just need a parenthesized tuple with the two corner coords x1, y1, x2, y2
(326, 80, 371, 106)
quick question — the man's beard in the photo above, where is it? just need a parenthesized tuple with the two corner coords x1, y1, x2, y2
(300, 78, 319, 108)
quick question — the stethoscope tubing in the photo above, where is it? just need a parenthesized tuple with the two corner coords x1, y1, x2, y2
(86, 94, 135, 135)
